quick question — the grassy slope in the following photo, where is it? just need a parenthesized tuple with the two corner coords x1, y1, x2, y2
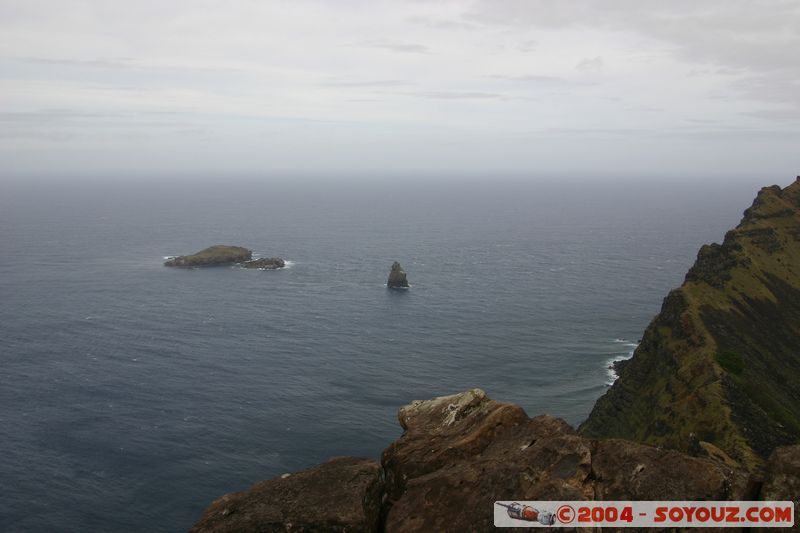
(580, 178, 800, 470)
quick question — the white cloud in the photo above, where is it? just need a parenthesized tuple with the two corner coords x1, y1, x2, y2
(0, 0, 797, 180)
(365, 42, 431, 54)
(576, 56, 603, 73)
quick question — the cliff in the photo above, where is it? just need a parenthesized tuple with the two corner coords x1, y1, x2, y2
(581, 177, 800, 469)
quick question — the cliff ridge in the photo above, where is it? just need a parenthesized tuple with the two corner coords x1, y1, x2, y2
(580, 177, 800, 469)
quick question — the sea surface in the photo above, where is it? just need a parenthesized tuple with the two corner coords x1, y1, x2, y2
(0, 177, 769, 531)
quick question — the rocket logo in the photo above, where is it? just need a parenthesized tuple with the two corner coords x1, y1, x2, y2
(496, 502, 556, 525)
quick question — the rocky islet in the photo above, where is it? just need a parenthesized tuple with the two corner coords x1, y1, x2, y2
(164, 245, 286, 270)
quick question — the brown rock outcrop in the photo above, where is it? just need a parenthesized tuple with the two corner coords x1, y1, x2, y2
(382, 388, 528, 499)
(381, 390, 748, 532)
(758, 444, 800, 509)
(190, 457, 383, 533)
(193, 390, 761, 533)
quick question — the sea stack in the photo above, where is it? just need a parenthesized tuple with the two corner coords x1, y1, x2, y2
(387, 261, 409, 288)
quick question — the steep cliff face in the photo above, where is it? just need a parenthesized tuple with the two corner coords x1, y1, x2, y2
(581, 178, 800, 469)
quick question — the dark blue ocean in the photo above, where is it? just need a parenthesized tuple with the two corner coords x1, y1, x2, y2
(0, 177, 767, 531)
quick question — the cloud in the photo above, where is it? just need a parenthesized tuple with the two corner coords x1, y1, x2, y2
(0, 107, 202, 143)
(13, 56, 242, 74)
(744, 109, 800, 122)
(411, 91, 506, 100)
(466, 0, 800, 110)
(0, 0, 797, 179)
(0, 109, 127, 123)
(16, 57, 140, 69)
(541, 125, 800, 142)
(488, 74, 565, 83)
(466, 0, 800, 69)
(406, 16, 478, 31)
(685, 118, 719, 124)
(576, 56, 603, 73)
(366, 42, 430, 54)
(731, 73, 800, 106)
(321, 79, 412, 88)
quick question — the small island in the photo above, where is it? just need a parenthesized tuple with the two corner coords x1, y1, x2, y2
(164, 245, 287, 270)
(241, 257, 286, 270)
(164, 245, 252, 267)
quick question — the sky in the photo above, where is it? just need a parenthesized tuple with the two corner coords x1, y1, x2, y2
(0, 0, 798, 181)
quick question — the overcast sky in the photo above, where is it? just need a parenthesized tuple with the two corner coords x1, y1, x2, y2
(1, 0, 798, 181)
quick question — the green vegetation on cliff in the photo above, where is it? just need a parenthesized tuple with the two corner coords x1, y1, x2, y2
(580, 177, 800, 469)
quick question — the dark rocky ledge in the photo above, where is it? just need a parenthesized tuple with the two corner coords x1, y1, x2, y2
(191, 457, 382, 533)
(164, 245, 252, 267)
(609, 357, 631, 377)
(191, 389, 799, 532)
(241, 258, 286, 270)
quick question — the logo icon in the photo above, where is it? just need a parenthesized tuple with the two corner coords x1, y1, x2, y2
(496, 502, 556, 525)
(556, 504, 576, 524)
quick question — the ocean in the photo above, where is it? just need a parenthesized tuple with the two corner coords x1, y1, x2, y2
(0, 176, 767, 531)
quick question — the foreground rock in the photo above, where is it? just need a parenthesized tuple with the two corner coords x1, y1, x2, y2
(190, 457, 383, 533)
(164, 245, 252, 267)
(582, 177, 800, 469)
(381, 390, 748, 532)
(242, 258, 286, 270)
(386, 261, 409, 288)
(759, 445, 800, 511)
(194, 390, 757, 532)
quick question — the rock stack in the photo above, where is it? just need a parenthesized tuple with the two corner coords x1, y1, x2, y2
(386, 261, 409, 288)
